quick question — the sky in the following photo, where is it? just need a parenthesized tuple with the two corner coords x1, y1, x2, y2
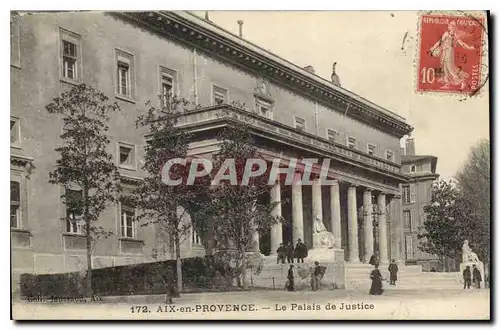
(192, 11, 490, 180)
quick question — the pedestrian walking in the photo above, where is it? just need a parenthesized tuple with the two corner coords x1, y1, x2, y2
(369, 264, 384, 295)
(294, 238, 308, 263)
(463, 265, 472, 289)
(472, 264, 482, 289)
(276, 243, 286, 264)
(388, 259, 398, 286)
(286, 265, 295, 291)
(311, 261, 324, 291)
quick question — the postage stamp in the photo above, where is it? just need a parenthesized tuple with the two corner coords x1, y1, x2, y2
(416, 13, 485, 95)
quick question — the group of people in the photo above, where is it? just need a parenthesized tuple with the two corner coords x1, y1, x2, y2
(285, 261, 325, 292)
(276, 239, 308, 264)
(369, 256, 399, 296)
(462, 264, 483, 289)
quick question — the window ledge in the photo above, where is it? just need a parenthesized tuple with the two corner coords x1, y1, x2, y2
(192, 244, 204, 250)
(60, 77, 80, 86)
(115, 94, 136, 104)
(11, 228, 31, 234)
(10, 144, 21, 150)
(62, 232, 86, 238)
(118, 164, 137, 171)
(119, 237, 144, 243)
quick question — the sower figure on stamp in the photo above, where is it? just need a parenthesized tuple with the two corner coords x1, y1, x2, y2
(473, 264, 482, 289)
(388, 259, 398, 286)
(294, 238, 308, 263)
(463, 265, 472, 289)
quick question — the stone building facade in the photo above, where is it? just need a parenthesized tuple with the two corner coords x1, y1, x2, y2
(11, 11, 414, 283)
(400, 138, 440, 271)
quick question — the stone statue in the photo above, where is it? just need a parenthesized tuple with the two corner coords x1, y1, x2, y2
(312, 216, 334, 249)
(313, 216, 327, 233)
(331, 62, 341, 87)
(462, 240, 480, 263)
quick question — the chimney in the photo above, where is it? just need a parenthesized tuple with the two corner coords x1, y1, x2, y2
(204, 11, 210, 22)
(303, 65, 315, 74)
(331, 62, 341, 87)
(405, 138, 416, 156)
(237, 20, 244, 38)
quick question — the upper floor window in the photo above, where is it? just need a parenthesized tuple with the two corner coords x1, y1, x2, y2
(255, 98, 273, 119)
(402, 184, 416, 204)
(347, 136, 357, 149)
(212, 85, 228, 105)
(191, 227, 201, 246)
(294, 116, 306, 131)
(367, 143, 376, 156)
(117, 142, 136, 170)
(60, 29, 82, 83)
(386, 150, 394, 162)
(11, 13, 21, 68)
(66, 189, 84, 235)
(159, 66, 176, 108)
(410, 164, 417, 173)
(115, 49, 135, 100)
(327, 129, 338, 142)
(403, 210, 412, 230)
(10, 181, 21, 228)
(120, 202, 136, 239)
(10, 117, 20, 148)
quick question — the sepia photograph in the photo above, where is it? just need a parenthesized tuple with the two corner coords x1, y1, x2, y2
(10, 9, 490, 320)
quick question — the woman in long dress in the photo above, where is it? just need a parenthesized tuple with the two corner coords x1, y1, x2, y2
(369, 264, 384, 295)
(429, 21, 475, 90)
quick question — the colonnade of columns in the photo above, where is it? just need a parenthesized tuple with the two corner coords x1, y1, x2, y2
(267, 179, 392, 264)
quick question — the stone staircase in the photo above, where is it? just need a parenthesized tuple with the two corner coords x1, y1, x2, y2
(345, 262, 463, 290)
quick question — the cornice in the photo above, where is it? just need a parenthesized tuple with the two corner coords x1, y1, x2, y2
(111, 11, 414, 138)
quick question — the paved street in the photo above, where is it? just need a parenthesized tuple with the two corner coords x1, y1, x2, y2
(13, 287, 490, 320)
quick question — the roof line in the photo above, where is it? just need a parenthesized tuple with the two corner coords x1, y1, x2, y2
(178, 11, 407, 123)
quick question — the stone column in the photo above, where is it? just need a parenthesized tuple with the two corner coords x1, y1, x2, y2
(292, 173, 304, 243)
(363, 189, 374, 263)
(347, 185, 360, 262)
(312, 179, 323, 222)
(269, 182, 282, 255)
(378, 193, 389, 264)
(330, 181, 342, 249)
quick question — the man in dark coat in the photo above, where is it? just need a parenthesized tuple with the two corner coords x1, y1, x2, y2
(276, 243, 286, 264)
(472, 264, 482, 289)
(285, 242, 294, 263)
(388, 259, 398, 285)
(294, 238, 308, 263)
(287, 265, 295, 291)
(463, 265, 472, 289)
(369, 255, 377, 266)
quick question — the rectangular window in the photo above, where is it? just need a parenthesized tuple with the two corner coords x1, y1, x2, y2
(191, 227, 201, 245)
(347, 136, 357, 149)
(60, 29, 81, 83)
(159, 66, 177, 108)
(386, 150, 394, 162)
(256, 98, 273, 119)
(121, 203, 135, 238)
(405, 236, 413, 260)
(403, 210, 411, 230)
(327, 129, 338, 142)
(66, 189, 84, 235)
(410, 164, 416, 173)
(10, 181, 20, 228)
(402, 185, 411, 204)
(367, 143, 376, 156)
(212, 85, 228, 105)
(115, 49, 135, 100)
(294, 116, 306, 131)
(11, 117, 20, 147)
(11, 13, 21, 68)
(117, 143, 136, 170)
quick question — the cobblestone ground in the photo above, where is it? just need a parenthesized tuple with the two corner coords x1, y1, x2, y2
(12, 287, 490, 320)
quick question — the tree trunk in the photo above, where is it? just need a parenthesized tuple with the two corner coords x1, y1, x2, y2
(84, 187, 92, 297)
(175, 231, 183, 295)
(240, 251, 248, 290)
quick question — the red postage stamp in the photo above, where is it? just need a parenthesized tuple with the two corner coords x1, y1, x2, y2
(417, 14, 485, 94)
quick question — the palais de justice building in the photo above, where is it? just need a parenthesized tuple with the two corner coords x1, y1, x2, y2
(11, 11, 418, 282)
